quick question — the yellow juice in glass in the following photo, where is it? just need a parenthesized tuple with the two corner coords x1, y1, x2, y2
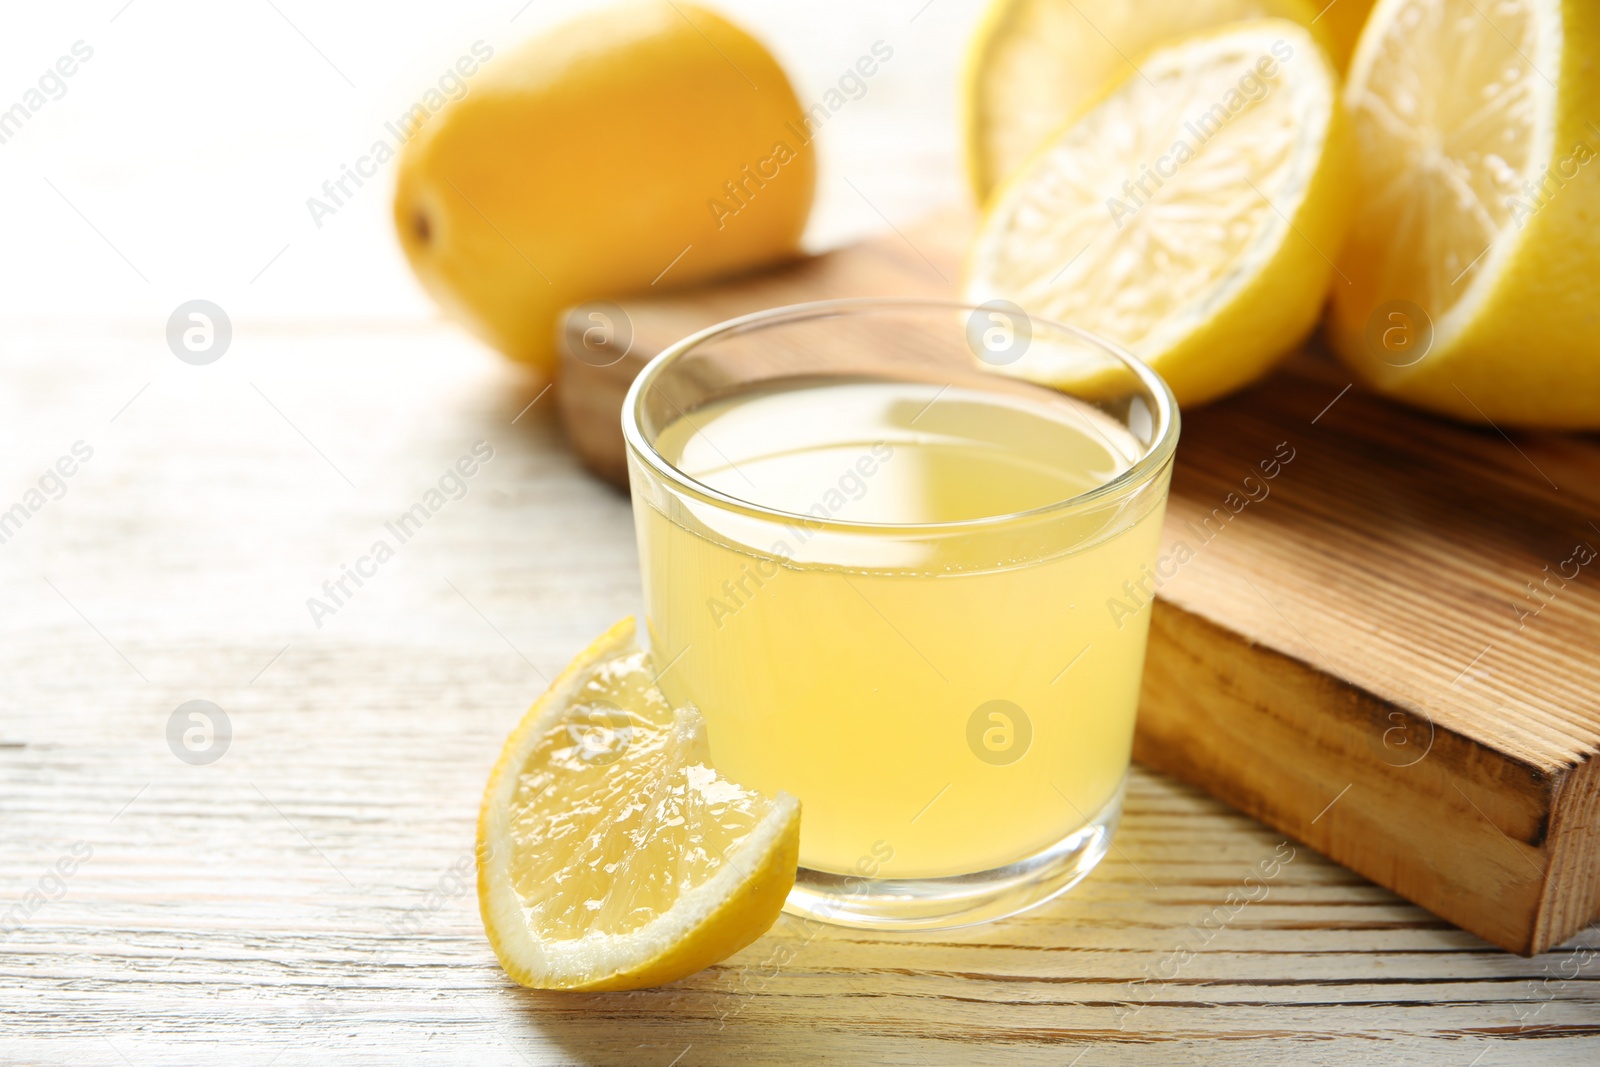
(639, 377, 1166, 879)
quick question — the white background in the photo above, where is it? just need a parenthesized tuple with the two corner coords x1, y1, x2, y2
(1, 0, 983, 322)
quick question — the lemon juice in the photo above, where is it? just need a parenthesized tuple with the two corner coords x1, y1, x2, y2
(638, 376, 1167, 879)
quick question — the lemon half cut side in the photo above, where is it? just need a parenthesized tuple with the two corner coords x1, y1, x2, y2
(1328, 0, 1600, 428)
(962, 0, 1332, 201)
(966, 20, 1352, 408)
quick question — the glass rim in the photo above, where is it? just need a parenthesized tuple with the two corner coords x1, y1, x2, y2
(620, 297, 1181, 535)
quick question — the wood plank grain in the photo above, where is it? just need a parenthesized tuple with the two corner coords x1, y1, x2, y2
(555, 215, 1600, 957)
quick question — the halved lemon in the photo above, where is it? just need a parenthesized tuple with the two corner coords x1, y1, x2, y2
(965, 20, 1352, 407)
(477, 618, 800, 991)
(1327, 0, 1600, 428)
(962, 0, 1331, 202)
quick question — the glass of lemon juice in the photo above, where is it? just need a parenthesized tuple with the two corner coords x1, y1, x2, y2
(622, 299, 1178, 929)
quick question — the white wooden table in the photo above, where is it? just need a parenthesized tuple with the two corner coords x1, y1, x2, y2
(3, 321, 1597, 1065)
(2, 2, 1598, 1063)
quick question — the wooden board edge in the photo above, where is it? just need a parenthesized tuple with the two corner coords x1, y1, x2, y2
(1133, 598, 1579, 955)
(1537, 752, 1600, 951)
(557, 353, 646, 490)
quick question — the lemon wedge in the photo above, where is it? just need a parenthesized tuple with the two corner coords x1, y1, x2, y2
(1328, 0, 1600, 428)
(477, 618, 800, 991)
(965, 20, 1352, 407)
(962, 0, 1330, 201)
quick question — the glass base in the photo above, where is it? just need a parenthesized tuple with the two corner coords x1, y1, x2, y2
(784, 775, 1126, 931)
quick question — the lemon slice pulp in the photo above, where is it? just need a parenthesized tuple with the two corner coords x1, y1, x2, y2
(966, 20, 1351, 407)
(963, 0, 1329, 201)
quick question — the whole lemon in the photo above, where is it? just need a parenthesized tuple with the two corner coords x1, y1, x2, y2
(394, 2, 815, 374)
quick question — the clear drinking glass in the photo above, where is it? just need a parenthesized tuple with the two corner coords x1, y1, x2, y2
(622, 299, 1179, 929)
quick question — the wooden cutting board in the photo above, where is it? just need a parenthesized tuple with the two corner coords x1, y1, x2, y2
(556, 211, 1600, 956)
